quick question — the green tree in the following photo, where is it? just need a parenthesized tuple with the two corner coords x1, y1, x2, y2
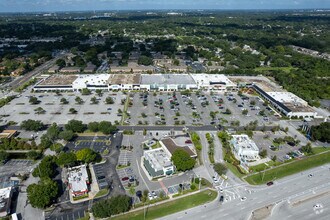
(46, 123, 60, 141)
(69, 108, 77, 114)
(96, 89, 103, 97)
(259, 149, 268, 158)
(92, 195, 132, 218)
(59, 130, 75, 141)
(138, 55, 153, 66)
(171, 148, 196, 171)
(27, 178, 59, 209)
(56, 58, 66, 68)
(91, 96, 98, 104)
(34, 107, 45, 114)
(88, 122, 99, 132)
(75, 96, 83, 104)
(27, 150, 42, 160)
(60, 97, 69, 104)
(81, 88, 91, 95)
(301, 143, 313, 154)
(213, 163, 228, 176)
(98, 121, 116, 135)
(29, 96, 40, 105)
(21, 120, 44, 131)
(76, 148, 99, 163)
(0, 151, 9, 163)
(105, 97, 114, 104)
(56, 152, 77, 167)
(65, 120, 86, 133)
(32, 156, 57, 179)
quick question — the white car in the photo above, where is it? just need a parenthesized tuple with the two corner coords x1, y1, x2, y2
(212, 176, 219, 184)
(308, 174, 313, 178)
(241, 197, 247, 202)
(148, 193, 153, 200)
(313, 204, 322, 209)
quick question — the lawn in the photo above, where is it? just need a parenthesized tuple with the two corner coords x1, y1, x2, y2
(112, 189, 217, 220)
(225, 162, 246, 178)
(94, 189, 109, 198)
(254, 66, 297, 73)
(245, 151, 330, 185)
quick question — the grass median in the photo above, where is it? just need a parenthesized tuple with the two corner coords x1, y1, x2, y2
(245, 150, 330, 185)
(112, 189, 217, 220)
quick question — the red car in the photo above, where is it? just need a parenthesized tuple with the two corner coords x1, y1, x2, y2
(121, 177, 129, 181)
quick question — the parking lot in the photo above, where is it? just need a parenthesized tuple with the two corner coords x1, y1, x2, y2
(0, 159, 35, 176)
(118, 150, 132, 166)
(117, 166, 137, 187)
(65, 136, 111, 154)
(47, 208, 86, 220)
(253, 131, 303, 162)
(126, 91, 278, 127)
(1, 90, 124, 124)
(92, 163, 109, 190)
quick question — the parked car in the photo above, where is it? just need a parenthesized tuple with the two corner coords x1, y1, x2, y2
(121, 177, 129, 181)
(219, 195, 224, 202)
(266, 181, 274, 186)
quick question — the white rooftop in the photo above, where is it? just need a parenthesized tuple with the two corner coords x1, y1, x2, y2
(267, 92, 307, 105)
(144, 148, 173, 171)
(191, 74, 236, 87)
(231, 135, 259, 152)
(68, 165, 88, 193)
(72, 74, 110, 89)
(0, 187, 11, 212)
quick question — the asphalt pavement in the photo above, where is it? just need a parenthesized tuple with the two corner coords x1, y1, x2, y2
(159, 164, 330, 220)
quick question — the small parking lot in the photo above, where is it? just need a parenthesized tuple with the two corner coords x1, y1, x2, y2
(118, 150, 132, 166)
(117, 167, 137, 187)
(65, 136, 111, 153)
(0, 159, 34, 176)
(253, 131, 303, 162)
(47, 209, 86, 220)
(92, 163, 109, 189)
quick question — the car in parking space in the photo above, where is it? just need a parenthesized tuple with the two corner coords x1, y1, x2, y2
(152, 191, 157, 198)
(266, 181, 274, 186)
(121, 177, 129, 181)
(219, 195, 224, 203)
(240, 197, 247, 202)
(136, 190, 142, 199)
(148, 192, 154, 200)
(308, 174, 313, 178)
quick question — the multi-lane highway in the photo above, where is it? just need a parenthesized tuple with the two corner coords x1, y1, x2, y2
(160, 164, 330, 220)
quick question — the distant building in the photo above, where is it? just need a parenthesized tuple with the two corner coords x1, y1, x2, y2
(253, 85, 317, 118)
(191, 74, 236, 91)
(83, 63, 96, 73)
(0, 130, 17, 139)
(0, 187, 13, 217)
(67, 165, 89, 197)
(59, 67, 81, 73)
(231, 135, 260, 162)
(72, 74, 110, 90)
(143, 148, 174, 178)
(48, 65, 60, 73)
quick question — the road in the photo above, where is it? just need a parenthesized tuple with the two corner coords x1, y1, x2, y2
(159, 164, 330, 220)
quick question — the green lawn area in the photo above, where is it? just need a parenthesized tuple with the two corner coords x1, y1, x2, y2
(245, 151, 330, 185)
(225, 162, 246, 178)
(94, 189, 109, 198)
(254, 66, 297, 73)
(312, 146, 330, 154)
(112, 189, 217, 220)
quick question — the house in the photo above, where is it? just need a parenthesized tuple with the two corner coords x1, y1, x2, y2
(231, 135, 260, 162)
(84, 63, 96, 73)
(0, 187, 13, 217)
(67, 165, 89, 197)
(59, 67, 81, 73)
(48, 65, 60, 73)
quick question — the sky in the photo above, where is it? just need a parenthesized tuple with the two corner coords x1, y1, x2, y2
(0, 0, 329, 13)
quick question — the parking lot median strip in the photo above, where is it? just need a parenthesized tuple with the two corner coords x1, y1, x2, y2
(111, 189, 218, 220)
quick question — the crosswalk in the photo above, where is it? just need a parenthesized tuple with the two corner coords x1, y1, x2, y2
(215, 179, 255, 203)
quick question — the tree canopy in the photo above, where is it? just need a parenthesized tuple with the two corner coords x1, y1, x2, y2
(27, 178, 59, 209)
(76, 148, 100, 164)
(92, 195, 132, 218)
(171, 148, 196, 171)
(21, 120, 44, 131)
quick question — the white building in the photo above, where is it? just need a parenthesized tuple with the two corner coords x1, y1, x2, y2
(140, 74, 197, 91)
(231, 135, 260, 162)
(0, 187, 12, 217)
(72, 74, 110, 91)
(67, 165, 89, 197)
(253, 84, 317, 118)
(143, 148, 175, 178)
(191, 74, 236, 91)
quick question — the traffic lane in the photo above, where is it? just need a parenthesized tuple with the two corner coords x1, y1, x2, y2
(160, 165, 330, 220)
